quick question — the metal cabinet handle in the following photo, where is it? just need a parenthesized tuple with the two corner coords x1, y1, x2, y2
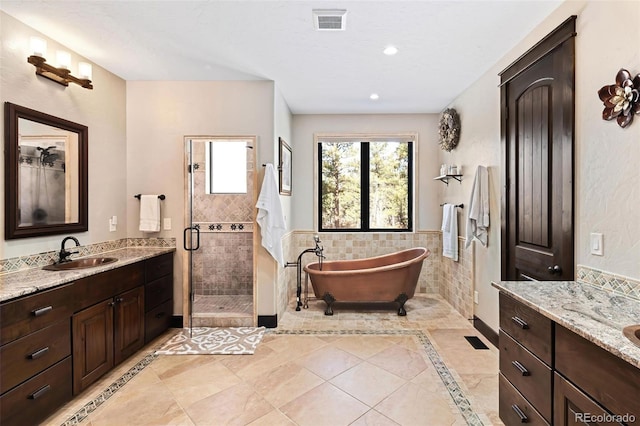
(511, 360, 530, 376)
(511, 316, 529, 329)
(28, 347, 50, 360)
(31, 306, 52, 317)
(28, 384, 51, 399)
(511, 404, 528, 423)
(155, 312, 166, 319)
(115, 297, 123, 303)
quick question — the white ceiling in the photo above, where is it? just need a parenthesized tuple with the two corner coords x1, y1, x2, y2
(1, 0, 562, 114)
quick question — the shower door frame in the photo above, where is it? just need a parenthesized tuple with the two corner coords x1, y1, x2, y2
(182, 136, 258, 329)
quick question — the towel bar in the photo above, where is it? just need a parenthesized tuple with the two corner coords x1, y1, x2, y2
(134, 194, 165, 200)
(440, 203, 464, 208)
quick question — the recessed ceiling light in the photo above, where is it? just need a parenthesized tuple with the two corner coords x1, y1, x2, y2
(370, 93, 379, 100)
(383, 46, 398, 56)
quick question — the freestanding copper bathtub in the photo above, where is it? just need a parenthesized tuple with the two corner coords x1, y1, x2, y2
(304, 247, 430, 316)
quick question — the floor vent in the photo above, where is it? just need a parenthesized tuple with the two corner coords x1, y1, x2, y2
(313, 9, 347, 31)
(464, 335, 489, 350)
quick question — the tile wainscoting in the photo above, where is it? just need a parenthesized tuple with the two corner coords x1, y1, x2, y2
(278, 231, 475, 321)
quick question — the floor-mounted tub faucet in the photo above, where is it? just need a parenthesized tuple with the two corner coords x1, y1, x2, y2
(58, 236, 80, 263)
(286, 236, 324, 311)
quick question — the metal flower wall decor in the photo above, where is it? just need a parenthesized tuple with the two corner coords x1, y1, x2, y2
(598, 68, 640, 128)
(438, 108, 461, 152)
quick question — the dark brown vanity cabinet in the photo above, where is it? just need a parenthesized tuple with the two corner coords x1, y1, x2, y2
(144, 252, 174, 343)
(499, 292, 640, 426)
(0, 252, 174, 425)
(72, 286, 144, 394)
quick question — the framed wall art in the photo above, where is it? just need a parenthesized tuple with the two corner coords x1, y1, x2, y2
(279, 137, 292, 195)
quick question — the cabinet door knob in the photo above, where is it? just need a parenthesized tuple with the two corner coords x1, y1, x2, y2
(115, 297, 123, 303)
(547, 265, 562, 274)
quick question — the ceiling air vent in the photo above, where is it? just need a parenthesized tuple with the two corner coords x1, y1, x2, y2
(313, 9, 347, 31)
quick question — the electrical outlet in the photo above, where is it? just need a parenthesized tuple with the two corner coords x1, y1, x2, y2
(163, 218, 172, 230)
(109, 217, 116, 232)
(474, 290, 479, 304)
(590, 233, 603, 256)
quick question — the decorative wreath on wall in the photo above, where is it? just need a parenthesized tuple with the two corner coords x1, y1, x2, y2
(438, 108, 461, 152)
(598, 68, 640, 128)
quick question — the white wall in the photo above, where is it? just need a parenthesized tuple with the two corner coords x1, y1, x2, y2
(291, 114, 442, 231)
(0, 12, 127, 259)
(126, 80, 276, 315)
(442, 0, 640, 331)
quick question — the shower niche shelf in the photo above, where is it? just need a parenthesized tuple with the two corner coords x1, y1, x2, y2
(434, 174, 463, 185)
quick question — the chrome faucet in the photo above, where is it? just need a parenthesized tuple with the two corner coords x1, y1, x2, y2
(58, 236, 80, 263)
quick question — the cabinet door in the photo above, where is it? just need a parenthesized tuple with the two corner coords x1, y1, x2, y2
(553, 373, 619, 425)
(114, 287, 144, 365)
(72, 300, 114, 394)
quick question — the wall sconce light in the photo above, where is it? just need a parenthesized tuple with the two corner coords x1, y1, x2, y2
(27, 36, 93, 89)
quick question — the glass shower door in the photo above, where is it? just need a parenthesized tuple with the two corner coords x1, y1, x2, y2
(184, 136, 256, 330)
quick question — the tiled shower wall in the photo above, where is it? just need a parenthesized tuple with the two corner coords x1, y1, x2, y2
(439, 237, 474, 320)
(278, 231, 473, 319)
(190, 140, 255, 296)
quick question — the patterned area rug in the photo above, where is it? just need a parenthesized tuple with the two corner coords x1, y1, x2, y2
(156, 327, 266, 355)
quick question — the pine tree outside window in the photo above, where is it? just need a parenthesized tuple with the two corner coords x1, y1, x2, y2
(317, 136, 414, 232)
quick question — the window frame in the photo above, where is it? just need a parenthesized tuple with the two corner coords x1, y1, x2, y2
(316, 134, 415, 233)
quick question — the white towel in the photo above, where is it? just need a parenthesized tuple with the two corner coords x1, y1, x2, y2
(465, 165, 490, 248)
(442, 204, 458, 261)
(256, 164, 286, 267)
(139, 195, 161, 232)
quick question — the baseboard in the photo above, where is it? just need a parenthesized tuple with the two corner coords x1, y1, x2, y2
(171, 315, 183, 328)
(473, 315, 499, 348)
(258, 315, 278, 328)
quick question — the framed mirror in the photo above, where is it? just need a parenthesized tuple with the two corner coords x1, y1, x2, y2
(4, 102, 88, 239)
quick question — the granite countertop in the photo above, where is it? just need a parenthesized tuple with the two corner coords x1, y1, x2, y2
(0, 247, 175, 303)
(493, 280, 640, 369)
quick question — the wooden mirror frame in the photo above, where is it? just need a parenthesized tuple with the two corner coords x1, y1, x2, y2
(4, 102, 88, 239)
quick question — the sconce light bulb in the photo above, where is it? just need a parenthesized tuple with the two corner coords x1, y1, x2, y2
(30, 36, 47, 57)
(78, 62, 92, 80)
(56, 50, 71, 70)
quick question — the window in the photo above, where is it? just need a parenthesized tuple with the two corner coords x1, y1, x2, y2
(318, 137, 413, 231)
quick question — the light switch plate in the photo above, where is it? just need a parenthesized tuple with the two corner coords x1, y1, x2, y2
(163, 218, 172, 230)
(590, 233, 603, 256)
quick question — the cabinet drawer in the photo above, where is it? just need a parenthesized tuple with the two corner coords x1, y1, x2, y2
(145, 299, 173, 343)
(145, 275, 173, 311)
(0, 283, 76, 345)
(0, 320, 71, 394)
(74, 262, 145, 308)
(556, 325, 640, 422)
(500, 330, 552, 422)
(499, 292, 553, 364)
(146, 253, 173, 282)
(0, 357, 72, 426)
(499, 373, 549, 426)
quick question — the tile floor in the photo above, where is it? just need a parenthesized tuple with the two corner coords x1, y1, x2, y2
(44, 294, 502, 426)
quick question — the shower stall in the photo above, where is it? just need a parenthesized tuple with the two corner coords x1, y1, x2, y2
(184, 136, 257, 328)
